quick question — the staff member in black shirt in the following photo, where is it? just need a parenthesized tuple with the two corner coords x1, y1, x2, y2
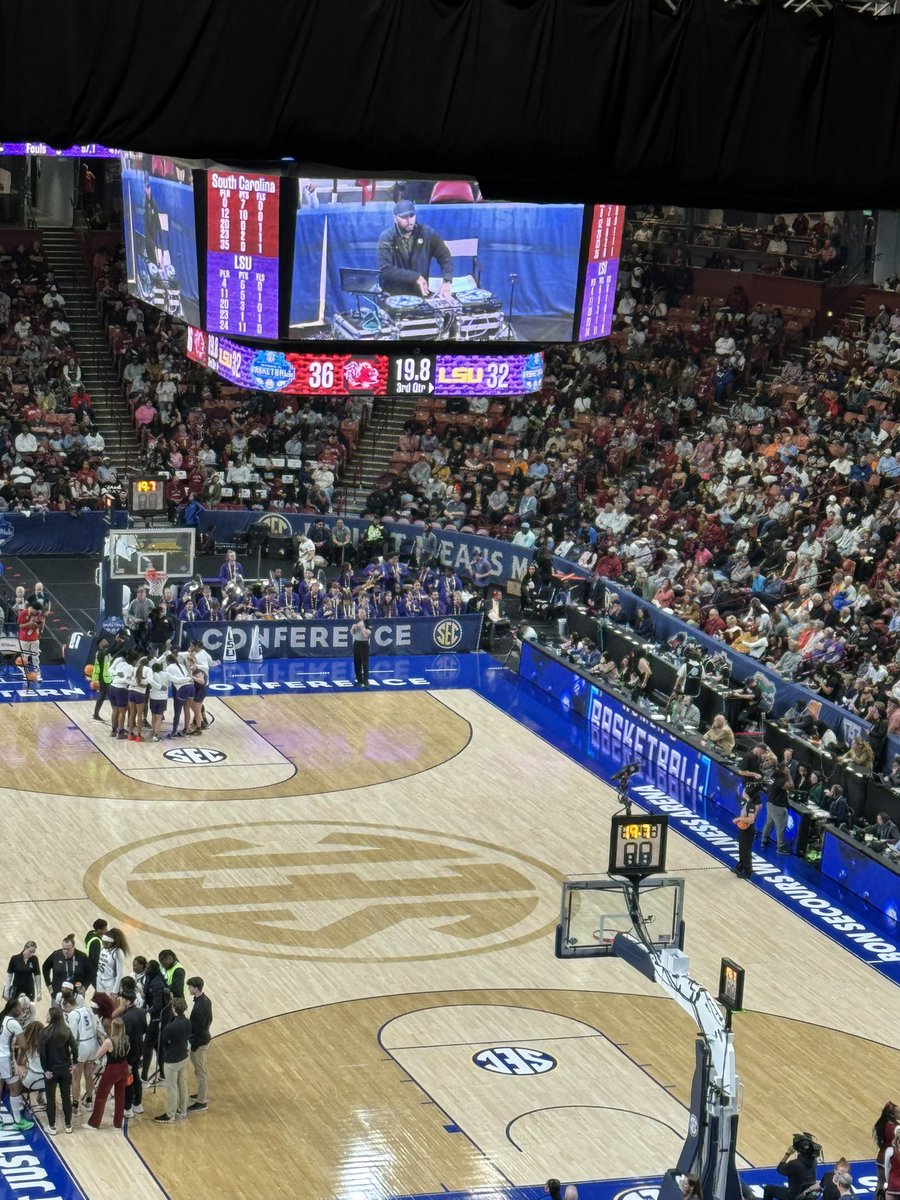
(760, 766, 793, 854)
(4, 941, 42, 1002)
(763, 1136, 819, 1200)
(351, 613, 372, 690)
(187, 976, 212, 1113)
(376, 201, 454, 298)
(42, 934, 90, 997)
(117, 981, 148, 1118)
(154, 998, 191, 1123)
(39, 1006, 78, 1135)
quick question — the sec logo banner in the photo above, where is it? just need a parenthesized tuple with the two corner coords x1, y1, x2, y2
(433, 618, 463, 650)
(162, 747, 227, 765)
(472, 1047, 557, 1075)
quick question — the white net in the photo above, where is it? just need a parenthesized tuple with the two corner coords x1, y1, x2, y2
(144, 568, 168, 599)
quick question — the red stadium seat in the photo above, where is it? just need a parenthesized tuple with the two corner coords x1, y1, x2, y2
(429, 180, 476, 204)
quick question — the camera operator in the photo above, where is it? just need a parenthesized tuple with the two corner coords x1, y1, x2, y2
(763, 1134, 821, 1200)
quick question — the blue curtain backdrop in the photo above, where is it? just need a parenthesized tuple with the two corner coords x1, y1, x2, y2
(121, 167, 200, 326)
(289, 202, 583, 337)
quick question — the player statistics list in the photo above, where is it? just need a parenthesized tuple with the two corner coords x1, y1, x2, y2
(206, 171, 280, 339)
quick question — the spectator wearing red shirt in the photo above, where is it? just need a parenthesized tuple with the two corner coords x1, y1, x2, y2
(703, 608, 726, 637)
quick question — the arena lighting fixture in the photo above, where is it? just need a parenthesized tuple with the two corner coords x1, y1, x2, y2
(843, 0, 900, 13)
(782, 0, 833, 12)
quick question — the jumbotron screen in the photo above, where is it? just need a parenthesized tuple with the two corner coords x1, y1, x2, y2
(288, 178, 584, 344)
(121, 151, 201, 326)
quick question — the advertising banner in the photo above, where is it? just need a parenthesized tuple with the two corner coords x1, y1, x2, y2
(179, 615, 483, 659)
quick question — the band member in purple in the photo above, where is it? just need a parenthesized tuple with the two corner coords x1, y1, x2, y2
(218, 550, 244, 589)
(437, 567, 462, 610)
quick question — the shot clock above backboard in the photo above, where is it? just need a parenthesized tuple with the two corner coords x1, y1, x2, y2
(608, 813, 669, 879)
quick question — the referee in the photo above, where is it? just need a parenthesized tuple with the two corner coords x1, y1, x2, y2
(350, 613, 371, 689)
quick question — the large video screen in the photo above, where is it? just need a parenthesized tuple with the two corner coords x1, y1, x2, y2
(206, 169, 280, 340)
(288, 179, 583, 343)
(577, 205, 625, 342)
(121, 151, 200, 326)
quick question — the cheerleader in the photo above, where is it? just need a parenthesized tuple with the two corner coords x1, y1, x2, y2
(108, 651, 133, 740)
(164, 652, 194, 738)
(186, 639, 216, 729)
(126, 656, 151, 741)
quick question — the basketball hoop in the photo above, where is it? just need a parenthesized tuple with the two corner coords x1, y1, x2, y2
(144, 568, 168, 599)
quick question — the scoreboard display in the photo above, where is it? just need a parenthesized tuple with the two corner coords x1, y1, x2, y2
(206, 170, 280, 340)
(128, 475, 167, 515)
(186, 327, 545, 397)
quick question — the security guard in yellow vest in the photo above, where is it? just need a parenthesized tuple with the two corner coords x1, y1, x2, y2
(83, 918, 108, 989)
(159, 949, 185, 999)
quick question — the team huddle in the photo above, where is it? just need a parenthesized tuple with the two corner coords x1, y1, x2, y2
(90, 638, 216, 740)
(1, 922, 211, 1135)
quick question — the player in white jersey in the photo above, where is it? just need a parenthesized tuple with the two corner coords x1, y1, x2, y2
(62, 994, 102, 1113)
(0, 996, 34, 1130)
(186, 638, 218, 728)
(147, 663, 171, 741)
(108, 652, 134, 740)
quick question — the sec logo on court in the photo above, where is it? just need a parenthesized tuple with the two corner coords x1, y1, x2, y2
(472, 1046, 557, 1075)
(162, 747, 228, 765)
(86, 820, 561, 963)
(433, 618, 463, 650)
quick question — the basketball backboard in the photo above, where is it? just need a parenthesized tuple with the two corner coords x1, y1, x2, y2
(107, 527, 195, 580)
(555, 875, 685, 958)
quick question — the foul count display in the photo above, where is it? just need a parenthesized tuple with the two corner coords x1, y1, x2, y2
(186, 326, 544, 396)
(608, 813, 669, 878)
(206, 171, 280, 340)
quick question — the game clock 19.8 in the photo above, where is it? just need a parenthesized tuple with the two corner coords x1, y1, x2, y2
(608, 813, 668, 877)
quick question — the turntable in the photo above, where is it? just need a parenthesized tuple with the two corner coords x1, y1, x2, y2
(375, 292, 445, 339)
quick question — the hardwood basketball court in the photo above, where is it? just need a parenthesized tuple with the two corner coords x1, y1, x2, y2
(0, 681, 892, 1200)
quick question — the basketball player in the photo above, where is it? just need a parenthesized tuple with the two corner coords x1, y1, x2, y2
(164, 651, 195, 737)
(108, 651, 133, 739)
(127, 656, 151, 740)
(0, 996, 34, 1130)
(147, 660, 171, 741)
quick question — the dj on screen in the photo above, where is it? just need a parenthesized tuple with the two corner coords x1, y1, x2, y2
(376, 200, 454, 298)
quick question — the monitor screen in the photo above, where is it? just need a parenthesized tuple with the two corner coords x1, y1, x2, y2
(121, 151, 200, 326)
(577, 204, 625, 342)
(288, 178, 583, 343)
(205, 169, 280, 340)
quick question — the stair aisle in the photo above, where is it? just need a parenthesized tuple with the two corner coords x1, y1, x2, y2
(40, 227, 143, 476)
(336, 394, 420, 514)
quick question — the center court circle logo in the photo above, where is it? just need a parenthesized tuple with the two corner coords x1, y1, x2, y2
(433, 618, 463, 650)
(472, 1046, 557, 1075)
(85, 820, 561, 963)
(162, 747, 227, 765)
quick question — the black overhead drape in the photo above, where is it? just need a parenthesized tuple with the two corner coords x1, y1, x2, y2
(1, 0, 899, 209)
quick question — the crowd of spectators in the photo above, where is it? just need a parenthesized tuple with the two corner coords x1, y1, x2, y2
(0, 239, 114, 512)
(623, 205, 858, 281)
(91, 242, 367, 517)
(367, 258, 900, 743)
(7, 225, 900, 737)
